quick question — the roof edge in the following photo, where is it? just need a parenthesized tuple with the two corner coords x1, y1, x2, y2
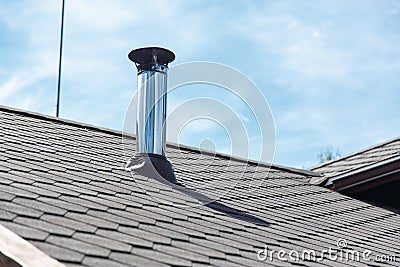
(309, 136, 400, 171)
(311, 155, 400, 188)
(0, 224, 65, 267)
(325, 155, 400, 188)
(0, 105, 320, 177)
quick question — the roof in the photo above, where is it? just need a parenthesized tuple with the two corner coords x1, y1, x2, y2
(0, 105, 399, 267)
(310, 137, 400, 179)
(309, 136, 400, 215)
(309, 136, 400, 190)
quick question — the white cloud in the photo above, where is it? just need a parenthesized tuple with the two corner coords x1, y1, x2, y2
(0, 71, 47, 101)
(0, 74, 26, 101)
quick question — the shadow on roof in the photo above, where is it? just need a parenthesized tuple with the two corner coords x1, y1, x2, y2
(174, 184, 270, 226)
(141, 172, 270, 226)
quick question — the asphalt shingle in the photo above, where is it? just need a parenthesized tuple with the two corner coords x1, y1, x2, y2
(0, 202, 43, 218)
(109, 252, 170, 267)
(82, 257, 128, 267)
(65, 212, 119, 230)
(13, 217, 74, 237)
(41, 214, 97, 233)
(117, 226, 171, 245)
(0, 106, 399, 267)
(1, 221, 49, 240)
(11, 197, 66, 217)
(47, 235, 110, 257)
(73, 232, 133, 252)
(31, 241, 84, 263)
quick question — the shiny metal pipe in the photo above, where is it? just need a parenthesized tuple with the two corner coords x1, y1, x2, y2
(136, 65, 168, 155)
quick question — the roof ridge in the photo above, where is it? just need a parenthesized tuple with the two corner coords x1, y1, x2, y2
(0, 104, 319, 177)
(310, 135, 400, 171)
(0, 104, 125, 137)
(168, 142, 320, 177)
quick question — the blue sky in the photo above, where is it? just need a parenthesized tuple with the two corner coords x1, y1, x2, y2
(0, 0, 399, 168)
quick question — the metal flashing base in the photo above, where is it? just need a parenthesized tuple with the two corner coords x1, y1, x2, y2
(125, 153, 177, 183)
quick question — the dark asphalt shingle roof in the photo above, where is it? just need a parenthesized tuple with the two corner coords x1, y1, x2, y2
(0, 105, 399, 266)
(311, 137, 400, 178)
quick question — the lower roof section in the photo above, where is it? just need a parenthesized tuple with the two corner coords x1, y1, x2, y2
(310, 136, 400, 178)
(0, 105, 399, 267)
(310, 135, 400, 214)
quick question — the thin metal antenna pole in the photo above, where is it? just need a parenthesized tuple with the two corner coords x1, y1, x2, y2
(56, 0, 65, 118)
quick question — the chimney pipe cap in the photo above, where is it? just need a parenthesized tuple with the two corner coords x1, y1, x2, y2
(128, 47, 175, 68)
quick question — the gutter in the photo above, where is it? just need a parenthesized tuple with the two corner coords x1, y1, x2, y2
(314, 155, 400, 192)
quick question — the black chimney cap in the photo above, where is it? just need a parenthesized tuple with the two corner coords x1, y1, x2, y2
(128, 47, 175, 69)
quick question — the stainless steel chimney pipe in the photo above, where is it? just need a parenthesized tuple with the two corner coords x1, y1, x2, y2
(126, 47, 176, 183)
(136, 62, 168, 155)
